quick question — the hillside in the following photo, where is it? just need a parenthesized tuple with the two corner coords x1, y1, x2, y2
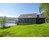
(0, 23, 49, 37)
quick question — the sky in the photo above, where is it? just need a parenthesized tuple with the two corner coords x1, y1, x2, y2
(0, 3, 40, 18)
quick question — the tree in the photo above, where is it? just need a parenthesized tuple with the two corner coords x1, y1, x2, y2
(39, 3, 49, 23)
(15, 19, 19, 25)
(0, 16, 7, 28)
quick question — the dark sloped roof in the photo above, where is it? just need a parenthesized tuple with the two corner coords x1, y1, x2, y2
(39, 15, 46, 18)
(18, 13, 45, 18)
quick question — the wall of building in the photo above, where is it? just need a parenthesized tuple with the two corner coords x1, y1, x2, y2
(36, 18, 45, 24)
(18, 18, 36, 24)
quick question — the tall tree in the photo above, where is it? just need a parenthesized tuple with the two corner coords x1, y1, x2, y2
(39, 3, 49, 23)
(0, 16, 7, 28)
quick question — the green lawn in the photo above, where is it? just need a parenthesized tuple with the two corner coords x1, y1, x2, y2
(0, 23, 49, 37)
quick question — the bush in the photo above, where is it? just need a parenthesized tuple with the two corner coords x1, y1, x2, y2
(17, 22, 19, 25)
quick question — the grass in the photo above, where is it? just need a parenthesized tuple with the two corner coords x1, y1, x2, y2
(0, 23, 49, 37)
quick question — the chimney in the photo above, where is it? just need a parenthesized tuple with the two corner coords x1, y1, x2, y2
(37, 15, 39, 18)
